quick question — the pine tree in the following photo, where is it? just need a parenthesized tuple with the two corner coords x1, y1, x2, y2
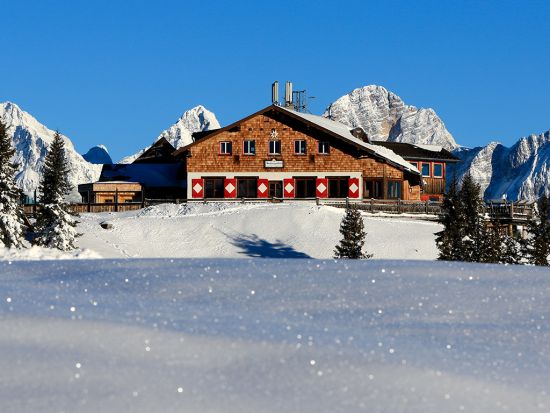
(524, 196, 550, 266)
(33, 131, 79, 250)
(0, 119, 25, 248)
(435, 174, 465, 261)
(334, 204, 372, 259)
(459, 173, 487, 262)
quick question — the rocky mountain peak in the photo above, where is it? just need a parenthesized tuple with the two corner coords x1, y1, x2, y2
(323, 85, 458, 150)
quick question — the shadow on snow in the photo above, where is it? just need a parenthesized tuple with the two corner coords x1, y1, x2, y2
(227, 233, 311, 258)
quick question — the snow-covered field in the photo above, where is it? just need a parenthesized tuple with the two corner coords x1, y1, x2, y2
(3, 203, 438, 260)
(1, 259, 549, 412)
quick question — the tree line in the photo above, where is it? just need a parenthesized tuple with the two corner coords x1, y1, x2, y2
(0, 119, 78, 251)
(436, 174, 550, 266)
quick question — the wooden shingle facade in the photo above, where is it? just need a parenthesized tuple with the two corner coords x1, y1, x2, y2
(174, 105, 422, 201)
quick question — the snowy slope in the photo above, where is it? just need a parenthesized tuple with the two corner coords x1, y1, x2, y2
(82, 144, 112, 164)
(450, 130, 550, 200)
(1, 258, 549, 413)
(0, 102, 102, 200)
(323, 85, 458, 150)
(75, 203, 440, 260)
(120, 105, 220, 163)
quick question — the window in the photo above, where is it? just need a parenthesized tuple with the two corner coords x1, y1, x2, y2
(410, 161, 418, 169)
(421, 163, 430, 177)
(364, 180, 383, 199)
(328, 178, 348, 198)
(219, 141, 232, 155)
(433, 163, 443, 178)
(237, 178, 257, 198)
(295, 178, 316, 198)
(269, 181, 282, 198)
(318, 142, 330, 154)
(387, 181, 402, 199)
(243, 140, 255, 155)
(294, 140, 306, 155)
(204, 178, 225, 198)
(269, 140, 281, 155)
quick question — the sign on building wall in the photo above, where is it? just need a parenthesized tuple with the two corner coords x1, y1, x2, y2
(264, 159, 284, 168)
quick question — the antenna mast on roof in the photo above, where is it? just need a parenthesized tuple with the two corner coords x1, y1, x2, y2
(272, 80, 314, 113)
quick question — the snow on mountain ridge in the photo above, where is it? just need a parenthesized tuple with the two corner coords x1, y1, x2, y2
(119, 105, 220, 163)
(451, 131, 550, 200)
(0, 101, 102, 200)
(323, 85, 458, 150)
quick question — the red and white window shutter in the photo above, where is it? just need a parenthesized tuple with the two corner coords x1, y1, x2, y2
(224, 178, 237, 198)
(316, 178, 328, 198)
(191, 178, 204, 198)
(257, 179, 269, 198)
(283, 178, 295, 198)
(348, 177, 360, 198)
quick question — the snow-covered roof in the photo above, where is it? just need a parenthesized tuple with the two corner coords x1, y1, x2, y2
(277, 106, 420, 174)
(414, 144, 444, 152)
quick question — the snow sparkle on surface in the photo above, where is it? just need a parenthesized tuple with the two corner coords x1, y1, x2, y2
(1, 259, 549, 413)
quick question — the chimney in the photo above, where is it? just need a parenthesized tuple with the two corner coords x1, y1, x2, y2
(271, 81, 279, 105)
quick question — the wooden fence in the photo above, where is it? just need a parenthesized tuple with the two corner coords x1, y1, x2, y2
(23, 199, 534, 223)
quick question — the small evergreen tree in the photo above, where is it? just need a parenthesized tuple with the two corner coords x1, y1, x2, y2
(334, 204, 372, 259)
(435, 174, 465, 261)
(524, 196, 550, 266)
(459, 173, 487, 262)
(33, 131, 79, 250)
(0, 119, 25, 248)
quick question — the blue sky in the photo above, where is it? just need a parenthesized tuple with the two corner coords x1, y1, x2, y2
(1, 0, 549, 161)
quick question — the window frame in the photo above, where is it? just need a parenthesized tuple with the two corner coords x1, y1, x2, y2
(421, 162, 431, 177)
(243, 140, 256, 155)
(386, 180, 402, 199)
(433, 163, 443, 178)
(219, 141, 232, 156)
(294, 140, 307, 155)
(318, 141, 330, 155)
(268, 140, 281, 155)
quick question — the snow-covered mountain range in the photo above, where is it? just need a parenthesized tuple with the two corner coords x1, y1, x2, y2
(323, 85, 458, 151)
(0, 102, 102, 201)
(119, 105, 220, 163)
(324, 85, 549, 200)
(449, 131, 550, 200)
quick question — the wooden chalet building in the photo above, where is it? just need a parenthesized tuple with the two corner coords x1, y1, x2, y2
(173, 104, 423, 201)
(371, 142, 459, 201)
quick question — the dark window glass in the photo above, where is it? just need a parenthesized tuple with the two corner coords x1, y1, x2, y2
(269, 140, 281, 155)
(220, 141, 232, 155)
(328, 178, 348, 198)
(204, 178, 225, 198)
(244, 140, 255, 155)
(318, 142, 330, 154)
(269, 181, 282, 198)
(421, 163, 430, 177)
(295, 178, 316, 198)
(294, 140, 306, 154)
(387, 181, 402, 199)
(433, 163, 443, 177)
(364, 180, 383, 199)
(237, 178, 258, 198)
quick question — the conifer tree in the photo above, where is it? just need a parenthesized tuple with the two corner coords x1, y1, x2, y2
(0, 119, 25, 248)
(459, 173, 487, 262)
(334, 204, 372, 259)
(435, 174, 465, 261)
(524, 196, 550, 266)
(33, 131, 79, 250)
